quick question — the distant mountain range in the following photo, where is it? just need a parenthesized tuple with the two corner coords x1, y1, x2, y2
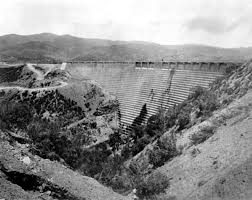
(0, 33, 251, 63)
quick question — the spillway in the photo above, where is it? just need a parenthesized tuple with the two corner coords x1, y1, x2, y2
(67, 61, 240, 126)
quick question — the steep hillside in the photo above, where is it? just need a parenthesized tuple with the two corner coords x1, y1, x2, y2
(155, 90, 252, 200)
(0, 65, 25, 83)
(125, 60, 252, 199)
(1, 58, 252, 199)
(0, 33, 251, 62)
(0, 64, 125, 200)
(0, 138, 129, 200)
(0, 64, 119, 145)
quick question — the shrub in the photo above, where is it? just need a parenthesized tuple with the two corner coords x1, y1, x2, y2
(190, 126, 216, 145)
(27, 120, 63, 160)
(0, 119, 7, 130)
(78, 145, 112, 177)
(0, 102, 32, 130)
(163, 86, 219, 130)
(108, 129, 123, 151)
(149, 134, 178, 168)
(175, 104, 191, 130)
(98, 154, 127, 189)
(188, 86, 205, 100)
(131, 125, 146, 141)
(224, 64, 237, 76)
(131, 136, 151, 156)
(121, 143, 132, 159)
(27, 119, 94, 169)
(135, 171, 170, 199)
(163, 105, 179, 130)
(189, 86, 219, 117)
(146, 113, 164, 136)
(120, 124, 153, 158)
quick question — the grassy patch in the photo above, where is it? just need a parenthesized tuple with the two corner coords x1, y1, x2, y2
(149, 133, 178, 168)
(190, 126, 216, 145)
(135, 171, 170, 199)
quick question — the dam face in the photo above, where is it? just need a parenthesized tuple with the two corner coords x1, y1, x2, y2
(67, 61, 240, 126)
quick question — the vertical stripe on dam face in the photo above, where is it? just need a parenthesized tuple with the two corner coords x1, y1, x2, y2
(67, 62, 239, 126)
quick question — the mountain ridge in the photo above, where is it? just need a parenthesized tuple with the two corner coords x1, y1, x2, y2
(0, 33, 251, 63)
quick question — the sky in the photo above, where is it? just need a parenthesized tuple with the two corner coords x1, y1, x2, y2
(0, 0, 252, 47)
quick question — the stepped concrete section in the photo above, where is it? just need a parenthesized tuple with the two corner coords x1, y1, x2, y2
(67, 61, 242, 125)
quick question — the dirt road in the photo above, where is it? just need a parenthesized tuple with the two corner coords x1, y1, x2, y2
(0, 63, 68, 92)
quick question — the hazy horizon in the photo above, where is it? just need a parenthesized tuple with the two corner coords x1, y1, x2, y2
(1, 32, 252, 49)
(1, 0, 252, 48)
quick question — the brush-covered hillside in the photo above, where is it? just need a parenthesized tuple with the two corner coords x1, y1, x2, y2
(0, 59, 252, 200)
(0, 63, 126, 200)
(0, 33, 251, 63)
(120, 60, 252, 200)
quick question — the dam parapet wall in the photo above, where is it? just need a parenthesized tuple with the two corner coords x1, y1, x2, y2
(69, 61, 242, 73)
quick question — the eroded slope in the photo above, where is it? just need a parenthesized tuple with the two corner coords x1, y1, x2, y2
(0, 63, 124, 200)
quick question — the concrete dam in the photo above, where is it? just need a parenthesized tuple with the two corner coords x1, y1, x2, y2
(67, 61, 241, 126)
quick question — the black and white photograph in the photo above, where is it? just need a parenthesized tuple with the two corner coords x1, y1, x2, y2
(0, 0, 252, 199)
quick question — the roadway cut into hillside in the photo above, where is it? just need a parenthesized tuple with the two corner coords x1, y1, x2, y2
(0, 62, 123, 200)
(26, 63, 44, 81)
(0, 63, 68, 92)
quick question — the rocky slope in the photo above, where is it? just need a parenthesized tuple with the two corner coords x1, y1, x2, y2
(127, 60, 252, 199)
(1, 60, 252, 200)
(0, 65, 25, 84)
(0, 135, 129, 200)
(157, 90, 252, 200)
(0, 63, 125, 200)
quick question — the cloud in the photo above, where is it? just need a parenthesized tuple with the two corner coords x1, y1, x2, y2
(186, 16, 239, 34)
(0, 0, 252, 47)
